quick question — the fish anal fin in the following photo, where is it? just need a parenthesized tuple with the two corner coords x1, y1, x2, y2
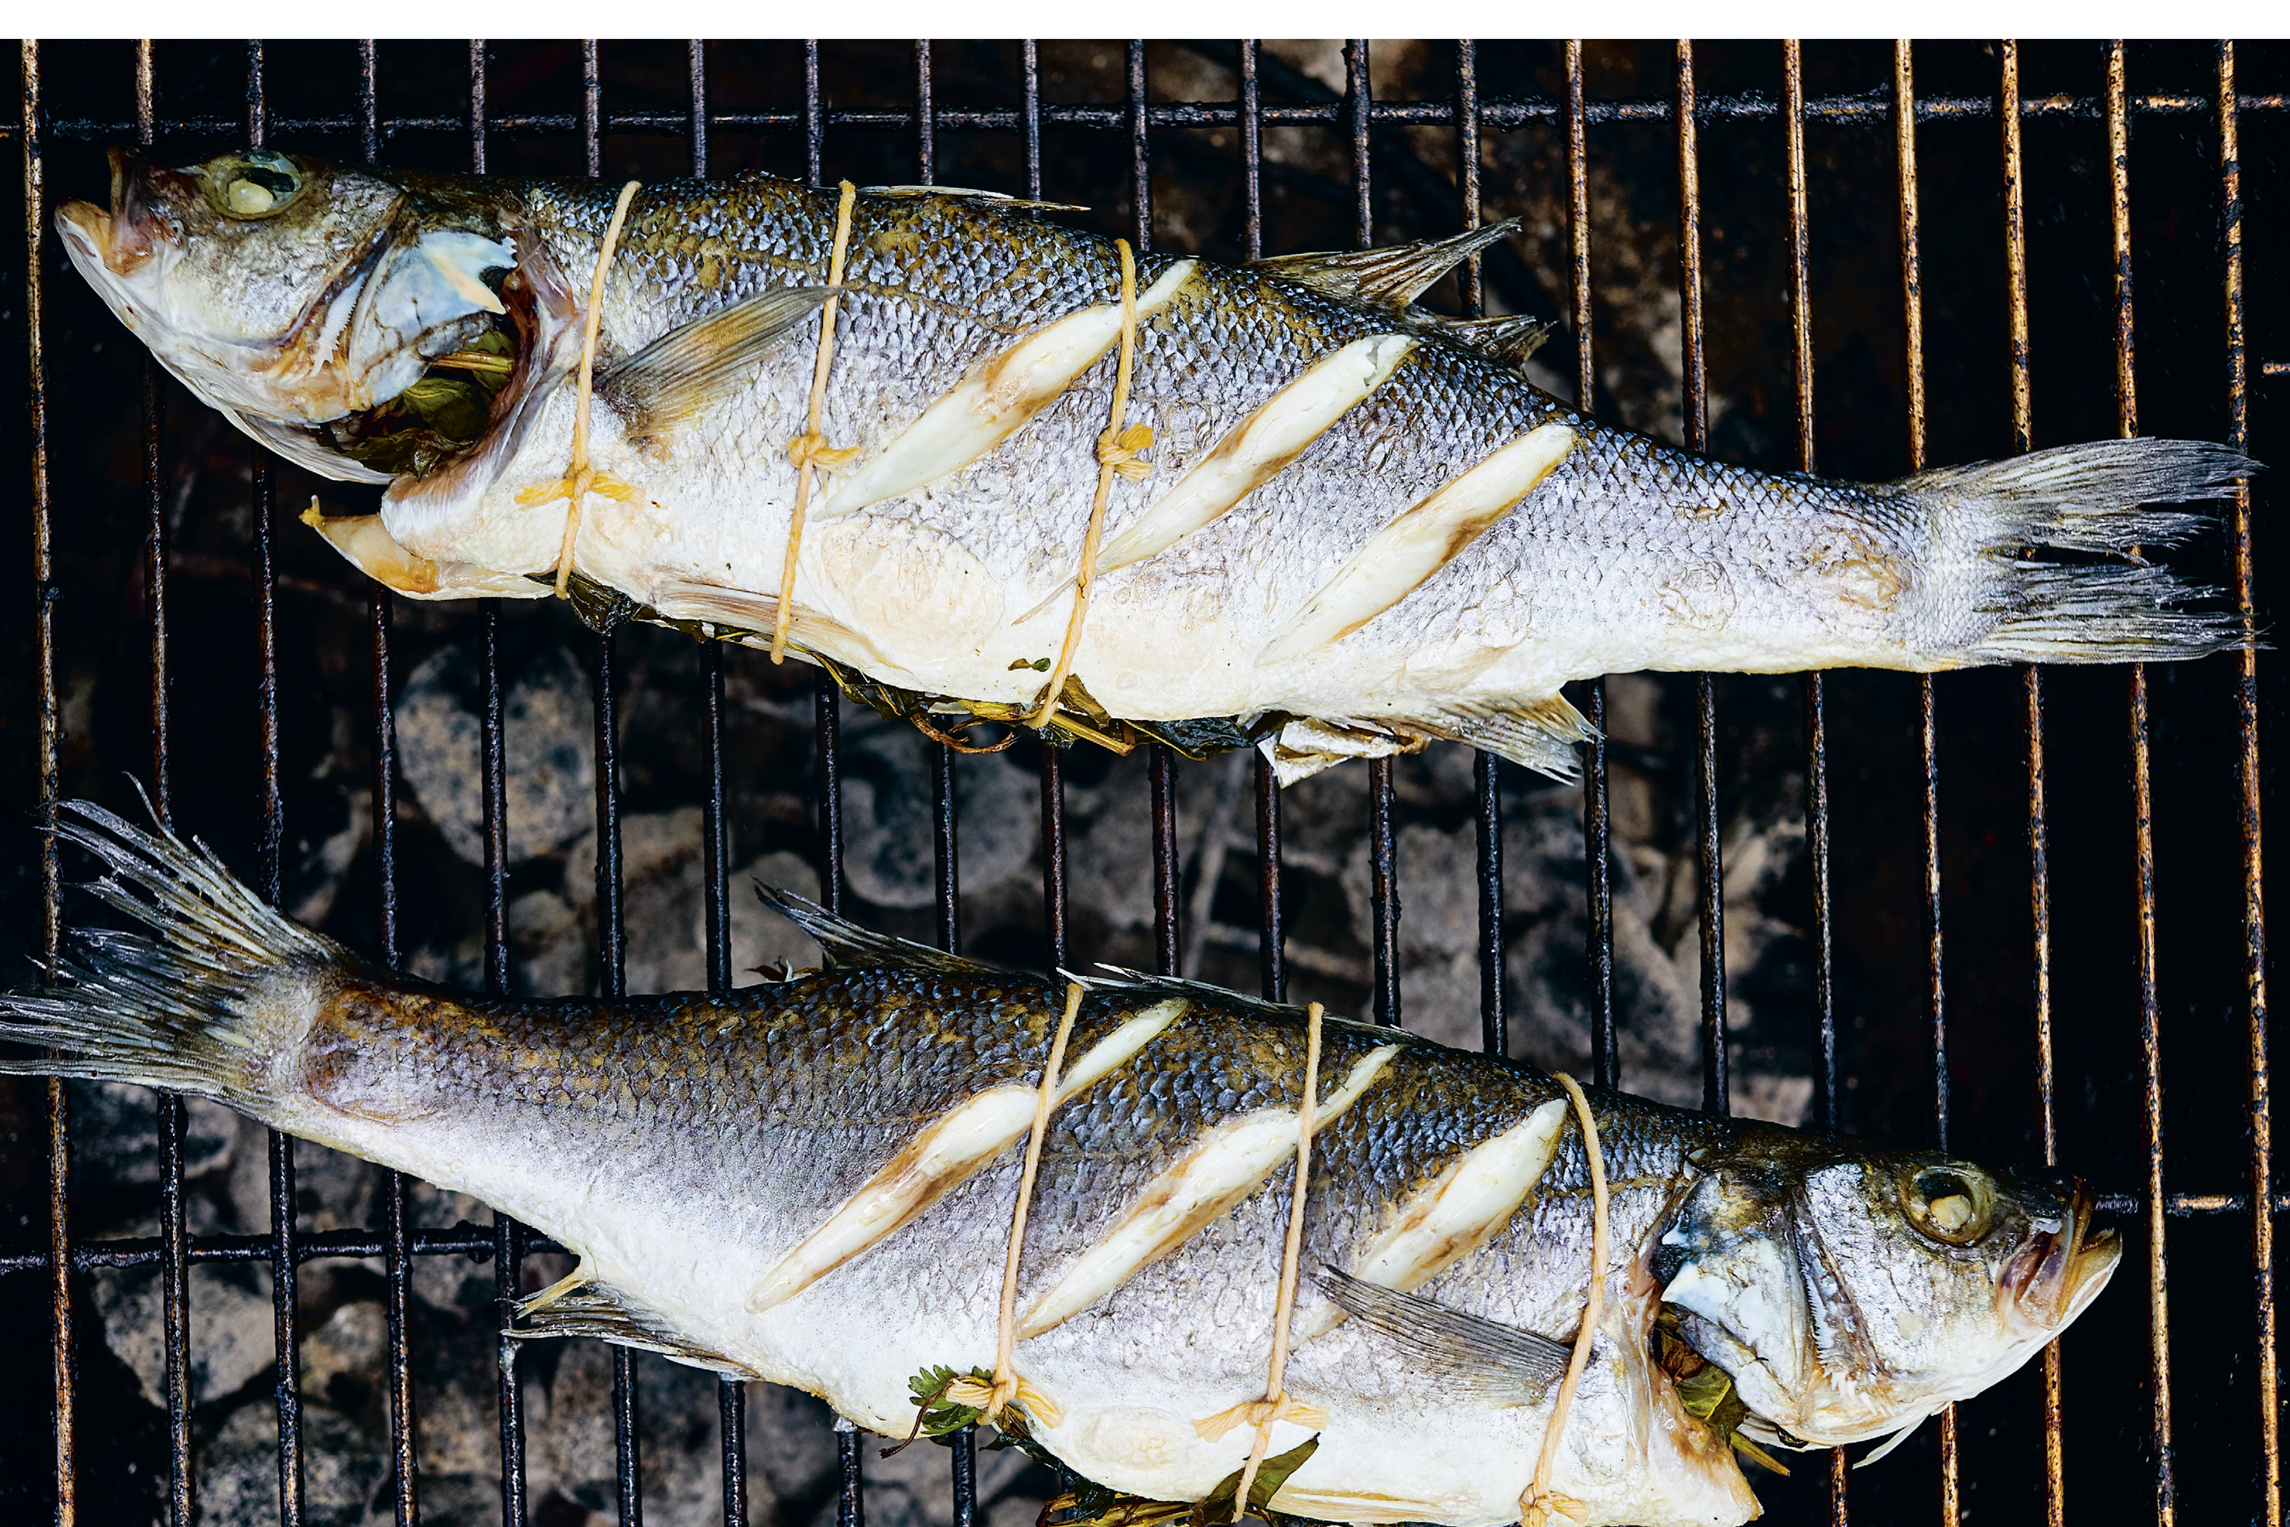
(601, 285, 834, 443)
(1412, 696, 1597, 784)
(1253, 221, 1519, 311)
(513, 1268, 758, 1377)
(1314, 1264, 1568, 1401)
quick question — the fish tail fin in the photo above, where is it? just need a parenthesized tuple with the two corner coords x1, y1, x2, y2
(1911, 437, 2258, 664)
(0, 798, 338, 1106)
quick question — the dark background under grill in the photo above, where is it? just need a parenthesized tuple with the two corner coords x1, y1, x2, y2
(0, 36, 2283, 1527)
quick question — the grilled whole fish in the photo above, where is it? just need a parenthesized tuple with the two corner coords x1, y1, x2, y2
(2, 804, 2119, 1527)
(59, 149, 2253, 781)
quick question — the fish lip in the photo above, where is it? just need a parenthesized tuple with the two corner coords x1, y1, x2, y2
(2002, 1181, 2119, 1331)
(67, 147, 189, 282)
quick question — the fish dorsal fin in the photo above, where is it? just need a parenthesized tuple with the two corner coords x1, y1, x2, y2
(1254, 220, 1520, 311)
(1436, 313, 1557, 370)
(1315, 1264, 1569, 1400)
(1076, 964, 1355, 1026)
(1417, 696, 1597, 784)
(513, 1268, 756, 1377)
(757, 887, 998, 978)
(601, 284, 835, 440)
(858, 183, 1090, 213)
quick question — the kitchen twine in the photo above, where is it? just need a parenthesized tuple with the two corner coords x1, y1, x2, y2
(1027, 239, 1154, 728)
(1518, 1073, 1610, 1527)
(529, 178, 645, 596)
(1194, 1002, 1332, 1525)
(772, 180, 863, 663)
(942, 981, 1085, 1428)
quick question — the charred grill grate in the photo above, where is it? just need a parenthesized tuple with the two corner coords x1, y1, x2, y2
(1, 37, 2281, 1527)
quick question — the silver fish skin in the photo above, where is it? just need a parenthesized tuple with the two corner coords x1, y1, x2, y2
(57, 151, 2254, 781)
(1, 804, 2120, 1527)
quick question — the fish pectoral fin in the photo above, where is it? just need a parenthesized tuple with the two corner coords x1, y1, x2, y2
(511, 1270, 757, 1377)
(1313, 1264, 1570, 1401)
(1252, 220, 1519, 310)
(759, 888, 1000, 977)
(601, 284, 836, 440)
(1432, 313, 1557, 370)
(1410, 697, 1597, 784)
(1851, 1411, 1932, 1469)
(299, 505, 552, 600)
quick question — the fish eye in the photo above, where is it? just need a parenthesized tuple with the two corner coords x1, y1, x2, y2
(1900, 1165, 1997, 1246)
(203, 150, 304, 220)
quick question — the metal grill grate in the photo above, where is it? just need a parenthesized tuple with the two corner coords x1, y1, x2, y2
(3, 37, 2282, 1527)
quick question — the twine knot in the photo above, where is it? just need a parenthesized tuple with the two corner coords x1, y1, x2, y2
(1095, 422, 1156, 480)
(787, 430, 860, 474)
(943, 1371, 1065, 1429)
(1192, 1393, 1328, 1443)
(1517, 1486, 1587, 1527)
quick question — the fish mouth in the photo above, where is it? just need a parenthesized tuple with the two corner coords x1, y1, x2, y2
(59, 148, 187, 284)
(2001, 1182, 2120, 1332)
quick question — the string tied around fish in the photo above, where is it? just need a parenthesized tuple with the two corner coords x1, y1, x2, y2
(936, 980, 1087, 1431)
(1028, 238, 1151, 729)
(528, 178, 646, 598)
(1516, 1071, 1611, 1527)
(1191, 1001, 1332, 1523)
(772, 179, 861, 664)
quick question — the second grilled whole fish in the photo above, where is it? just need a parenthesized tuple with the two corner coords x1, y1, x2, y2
(1, 803, 2119, 1527)
(59, 149, 2253, 780)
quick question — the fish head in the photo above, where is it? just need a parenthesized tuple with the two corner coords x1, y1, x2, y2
(1653, 1132, 2119, 1455)
(57, 148, 528, 483)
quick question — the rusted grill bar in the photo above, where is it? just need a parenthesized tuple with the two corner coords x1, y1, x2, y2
(2219, 39, 2282, 1527)
(1995, 39, 2069, 1527)
(1780, 39, 1848, 1522)
(1564, 40, 1615, 1086)
(9, 37, 2286, 1527)
(17, 85, 2290, 144)
(2102, 40, 2178, 1527)
(241, 38, 313, 1527)
(21, 35, 73, 1527)
(129, 35, 199, 1527)
(1892, 40, 1961, 1527)
(1675, 41, 1726, 1119)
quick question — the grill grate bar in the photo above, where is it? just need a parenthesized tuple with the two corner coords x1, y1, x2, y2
(1892, 40, 1962, 1527)
(2103, 41, 2179, 1527)
(1457, 43, 1510, 1062)
(1780, 39, 1849, 1518)
(22, 37, 76, 1527)
(243, 39, 312, 1527)
(20, 87, 2290, 146)
(465, 37, 535, 1527)
(131, 35, 201, 1527)
(1342, 42, 1401, 1031)
(803, 39, 865, 1527)
(1565, 41, 1615, 1086)
(1995, 39, 2070, 1527)
(1675, 42, 1728, 1120)
(2220, 39, 2283, 1527)
(353, 36, 423, 1527)
(1240, 41, 1286, 1011)
(911, 41, 983, 1527)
